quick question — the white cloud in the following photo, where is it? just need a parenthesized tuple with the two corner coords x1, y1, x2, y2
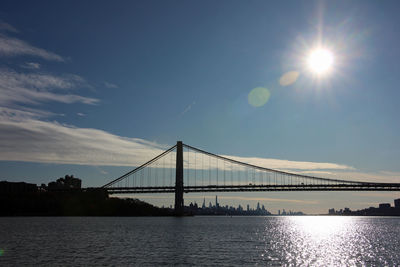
(0, 106, 57, 122)
(0, 68, 98, 106)
(21, 62, 40, 69)
(0, 114, 168, 166)
(104, 81, 118, 88)
(0, 33, 64, 61)
(224, 155, 353, 171)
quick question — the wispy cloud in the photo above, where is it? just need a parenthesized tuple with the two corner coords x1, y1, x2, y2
(0, 106, 56, 121)
(0, 68, 98, 106)
(104, 81, 118, 89)
(0, 113, 168, 166)
(0, 22, 18, 33)
(0, 24, 139, 169)
(224, 155, 353, 171)
(21, 62, 40, 70)
(0, 33, 64, 61)
(92, 166, 109, 175)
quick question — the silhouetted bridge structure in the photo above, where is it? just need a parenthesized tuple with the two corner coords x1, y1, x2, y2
(102, 141, 400, 215)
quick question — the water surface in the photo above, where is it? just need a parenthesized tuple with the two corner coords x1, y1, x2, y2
(0, 216, 399, 266)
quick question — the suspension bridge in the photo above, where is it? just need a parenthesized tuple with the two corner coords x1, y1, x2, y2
(102, 141, 400, 215)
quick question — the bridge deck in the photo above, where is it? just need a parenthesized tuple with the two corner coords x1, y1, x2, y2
(106, 183, 400, 194)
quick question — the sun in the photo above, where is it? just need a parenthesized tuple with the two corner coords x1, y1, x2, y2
(307, 48, 334, 74)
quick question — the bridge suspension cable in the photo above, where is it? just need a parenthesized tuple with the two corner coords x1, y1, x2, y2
(102, 144, 177, 190)
(182, 143, 365, 186)
(102, 141, 400, 194)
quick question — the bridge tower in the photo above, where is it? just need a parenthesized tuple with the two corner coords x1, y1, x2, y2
(174, 141, 184, 216)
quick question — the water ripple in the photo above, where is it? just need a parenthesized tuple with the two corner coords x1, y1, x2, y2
(0, 216, 399, 266)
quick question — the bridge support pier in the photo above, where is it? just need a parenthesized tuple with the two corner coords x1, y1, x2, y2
(174, 141, 184, 216)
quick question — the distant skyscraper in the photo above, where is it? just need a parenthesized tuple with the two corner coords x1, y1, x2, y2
(257, 202, 260, 211)
(202, 197, 206, 209)
(215, 195, 219, 208)
(247, 204, 250, 211)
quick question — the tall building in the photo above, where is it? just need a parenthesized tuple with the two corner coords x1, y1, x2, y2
(202, 197, 206, 209)
(215, 195, 219, 208)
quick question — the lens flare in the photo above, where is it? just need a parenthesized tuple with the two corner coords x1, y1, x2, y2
(248, 87, 271, 107)
(307, 48, 334, 74)
(279, 71, 300, 86)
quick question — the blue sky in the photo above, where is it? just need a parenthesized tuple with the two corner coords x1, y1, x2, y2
(1, 1, 400, 213)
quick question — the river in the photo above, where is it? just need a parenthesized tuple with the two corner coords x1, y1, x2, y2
(0, 216, 399, 266)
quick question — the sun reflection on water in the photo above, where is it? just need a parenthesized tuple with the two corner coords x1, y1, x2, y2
(290, 216, 352, 239)
(260, 216, 384, 266)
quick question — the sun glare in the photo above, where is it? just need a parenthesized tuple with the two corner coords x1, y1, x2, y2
(307, 48, 334, 74)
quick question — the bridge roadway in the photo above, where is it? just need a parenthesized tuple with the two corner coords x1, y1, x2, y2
(106, 183, 400, 194)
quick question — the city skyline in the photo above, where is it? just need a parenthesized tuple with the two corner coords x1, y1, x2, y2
(1, 1, 400, 213)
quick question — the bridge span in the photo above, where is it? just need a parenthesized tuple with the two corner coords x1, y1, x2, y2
(102, 141, 400, 215)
